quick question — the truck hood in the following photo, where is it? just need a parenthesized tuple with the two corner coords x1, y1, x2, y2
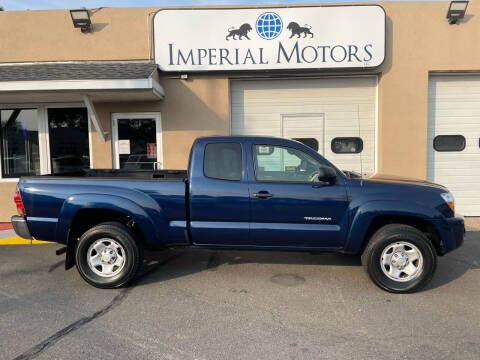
(365, 173, 447, 191)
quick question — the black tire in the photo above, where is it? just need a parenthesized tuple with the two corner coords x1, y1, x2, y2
(75, 222, 143, 289)
(361, 224, 437, 293)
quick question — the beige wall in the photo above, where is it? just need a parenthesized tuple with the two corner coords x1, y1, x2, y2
(377, 1, 480, 178)
(1, 2, 480, 221)
(90, 76, 230, 169)
(0, 183, 20, 221)
(0, 7, 155, 62)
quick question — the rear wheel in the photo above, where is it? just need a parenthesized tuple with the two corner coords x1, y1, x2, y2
(361, 224, 437, 293)
(75, 222, 143, 289)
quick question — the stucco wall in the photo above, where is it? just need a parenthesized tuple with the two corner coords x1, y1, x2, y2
(0, 7, 155, 62)
(377, 1, 480, 178)
(90, 76, 230, 169)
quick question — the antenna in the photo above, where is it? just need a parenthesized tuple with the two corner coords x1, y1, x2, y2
(357, 104, 364, 178)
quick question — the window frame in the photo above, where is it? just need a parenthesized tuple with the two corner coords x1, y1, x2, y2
(252, 143, 325, 184)
(0, 103, 92, 181)
(203, 142, 243, 181)
(433, 134, 466, 152)
(331, 137, 364, 154)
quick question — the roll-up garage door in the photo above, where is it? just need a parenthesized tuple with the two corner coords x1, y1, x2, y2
(230, 77, 377, 175)
(427, 75, 480, 216)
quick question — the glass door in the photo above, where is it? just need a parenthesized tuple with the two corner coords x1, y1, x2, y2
(47, 107, 90, 174)
(112, 113, 163, 170)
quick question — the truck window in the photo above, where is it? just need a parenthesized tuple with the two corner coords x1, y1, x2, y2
(204, 142, 242, 181)
(254, 145, 322, 183)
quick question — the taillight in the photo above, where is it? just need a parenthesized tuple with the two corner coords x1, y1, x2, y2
(14, 186, 26, 216)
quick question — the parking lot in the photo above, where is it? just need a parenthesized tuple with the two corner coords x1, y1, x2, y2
(0, 232, 479, 360)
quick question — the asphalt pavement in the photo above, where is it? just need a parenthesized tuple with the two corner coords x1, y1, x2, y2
(0, 232, 479, 360)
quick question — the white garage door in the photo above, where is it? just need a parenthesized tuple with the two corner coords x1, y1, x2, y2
(230, 77, 377, 175)
(427, 75, 480, 216)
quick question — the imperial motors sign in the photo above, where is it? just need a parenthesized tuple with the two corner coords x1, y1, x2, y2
(153, 6, 386, 71)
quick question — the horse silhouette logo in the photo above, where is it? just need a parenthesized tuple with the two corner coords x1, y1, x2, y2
(287, 22, 314, 38)
(226, 23, 253, 40)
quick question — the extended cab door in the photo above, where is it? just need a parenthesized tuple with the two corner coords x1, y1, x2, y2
(189, 140, 251, 246)
(248, 142, 349, 249)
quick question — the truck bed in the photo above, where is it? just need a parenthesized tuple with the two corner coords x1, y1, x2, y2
(35, 169, 188, 181)
(19, 170, 188, 246)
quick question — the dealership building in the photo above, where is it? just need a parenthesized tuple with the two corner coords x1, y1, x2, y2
(0, 1, 479, 221)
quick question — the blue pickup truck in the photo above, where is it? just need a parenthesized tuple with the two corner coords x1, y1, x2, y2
(11, 136, 465, 293)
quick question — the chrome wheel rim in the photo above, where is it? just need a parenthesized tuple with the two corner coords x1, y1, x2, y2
(380, 241, 423, 282)
(87, 238, 126, 278)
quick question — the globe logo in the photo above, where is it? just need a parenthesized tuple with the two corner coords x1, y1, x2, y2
(256, 12, 283, 40)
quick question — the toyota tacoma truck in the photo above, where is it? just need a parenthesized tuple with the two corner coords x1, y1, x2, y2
(11, 136, 465, 293)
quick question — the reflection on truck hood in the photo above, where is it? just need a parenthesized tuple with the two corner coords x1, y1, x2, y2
(365, 173, 448, 190)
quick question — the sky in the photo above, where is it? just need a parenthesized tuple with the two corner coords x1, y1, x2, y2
(0, 0, 448, 11)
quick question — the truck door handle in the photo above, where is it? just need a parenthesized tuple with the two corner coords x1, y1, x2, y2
(252, 191, 274, 198)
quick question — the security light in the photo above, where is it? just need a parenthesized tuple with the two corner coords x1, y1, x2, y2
(446, 1, 469, 24)
(70, 9, 91, 33)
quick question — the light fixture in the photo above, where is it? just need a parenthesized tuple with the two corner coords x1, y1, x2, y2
(70, 9, 91, 33)
(446, 1, 469, 25)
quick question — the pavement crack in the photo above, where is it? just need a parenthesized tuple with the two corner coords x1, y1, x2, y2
(12, 288, 131, 360)
(12, 253, 181, 360)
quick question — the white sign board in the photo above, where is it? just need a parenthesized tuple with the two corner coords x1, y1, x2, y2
(153, 5, 385, 71)
(118, 140, 130, 155)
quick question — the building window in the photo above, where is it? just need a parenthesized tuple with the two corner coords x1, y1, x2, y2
(331, 137, 363, 154)
(0, 109, 40, 178)
(292, 138, 319, 152)
(204, 142, 242, 181)
(433, 135, 465, 152)
(48, 108, 89, 174)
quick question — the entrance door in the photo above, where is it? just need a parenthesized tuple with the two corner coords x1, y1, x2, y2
(112, 113, 163, 170)
(47, 107, 90, 174)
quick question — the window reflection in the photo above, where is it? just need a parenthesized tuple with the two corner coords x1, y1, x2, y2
(48, 108, 90, 174)
(0, 109, 40, 178)
(118, 118, 157, 170)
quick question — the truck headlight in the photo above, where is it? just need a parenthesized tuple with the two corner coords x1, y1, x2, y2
(440, 192, 455, 213)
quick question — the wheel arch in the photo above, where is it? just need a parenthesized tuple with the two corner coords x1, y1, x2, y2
(344, 201, 444, 255)
(57, 194, 167, 269)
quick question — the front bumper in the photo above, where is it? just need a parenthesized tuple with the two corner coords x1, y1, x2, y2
(11, 215, 32, 240)
(431, 215, 465, 255)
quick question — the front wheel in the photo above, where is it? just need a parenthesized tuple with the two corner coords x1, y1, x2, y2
(361, 224, 437, 293)
(75, 222, 143, 289)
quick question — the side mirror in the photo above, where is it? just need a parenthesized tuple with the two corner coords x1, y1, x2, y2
(317, 166, 337, 184)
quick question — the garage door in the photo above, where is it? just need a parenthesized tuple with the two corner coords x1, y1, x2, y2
(427, 75, 480, 216)
(230, 77, 377, 175)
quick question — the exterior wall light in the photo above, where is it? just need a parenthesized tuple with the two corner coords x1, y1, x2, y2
(446, 1, 469, 24)
(70, 9, 92, 33)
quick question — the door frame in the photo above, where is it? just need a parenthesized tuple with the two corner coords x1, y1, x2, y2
(111, 112, 163, 170)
